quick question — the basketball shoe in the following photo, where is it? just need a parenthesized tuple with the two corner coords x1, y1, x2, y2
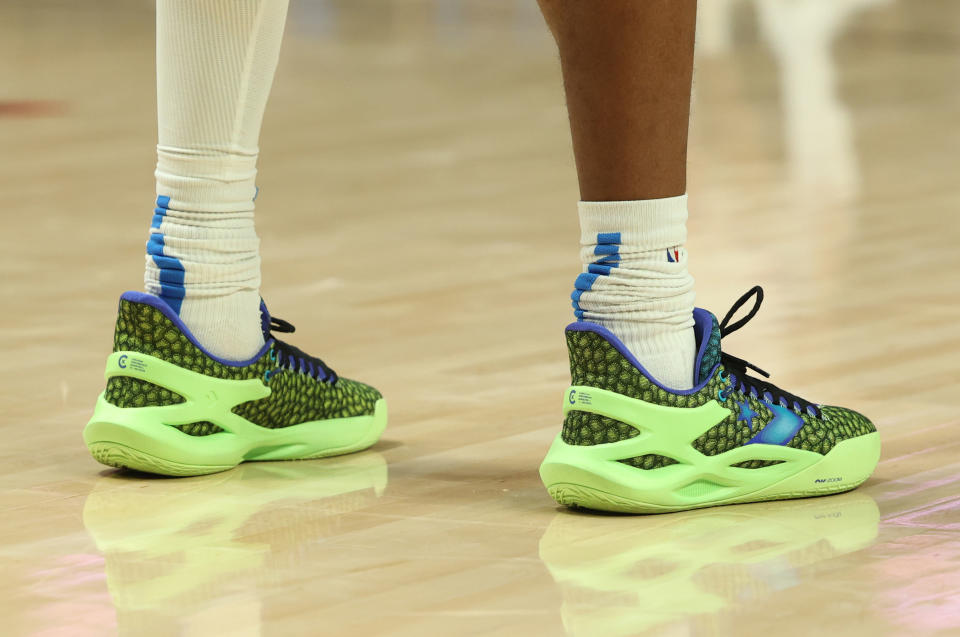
(540, 286, 880, 513)
(84, 291, 387, 476)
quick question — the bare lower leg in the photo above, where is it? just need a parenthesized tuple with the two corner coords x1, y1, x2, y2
(537, 0, 697, 201)
(541, 0, 699, 388)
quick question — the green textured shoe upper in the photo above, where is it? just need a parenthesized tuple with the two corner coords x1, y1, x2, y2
(561, 319, 876, 459)
(104, 298, 381, 429)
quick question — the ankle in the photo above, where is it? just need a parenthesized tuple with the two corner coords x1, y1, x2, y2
(145, 195, 264, 362)
(175, 292, 265, 361)
(572, 195, 696, 389)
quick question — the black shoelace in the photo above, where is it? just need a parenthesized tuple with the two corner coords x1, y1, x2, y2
(718, 286, 820, 418)
(266, 316, 338, 384)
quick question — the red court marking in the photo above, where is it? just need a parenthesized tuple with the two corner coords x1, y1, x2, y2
(0, 100, 66, 117)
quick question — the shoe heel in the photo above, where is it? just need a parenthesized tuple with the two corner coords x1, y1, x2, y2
(84, 351, 273, 475)
(539, 434, 668, 513)
(84, 394, 243, 476)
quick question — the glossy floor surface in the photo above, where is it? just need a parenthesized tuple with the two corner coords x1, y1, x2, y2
(2, 1, 959, 635)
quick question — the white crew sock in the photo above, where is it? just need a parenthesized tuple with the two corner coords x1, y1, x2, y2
(573, 195, 696, 389)
(145, 0, 290, 361)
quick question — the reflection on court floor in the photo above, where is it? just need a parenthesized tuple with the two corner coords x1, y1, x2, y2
(83, 454, 387, 634)
(541, 493, 879, 636)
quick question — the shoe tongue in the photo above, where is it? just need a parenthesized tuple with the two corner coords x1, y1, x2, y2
(259, 299, 272, 339)
(693, 308, 723, 384)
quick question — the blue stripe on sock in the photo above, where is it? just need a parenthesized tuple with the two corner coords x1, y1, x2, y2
(152, 197, 171, 229)
(159, 282, 186, 301)
(593, 254, 621, 266)
(151, 255, 184, 271)
(572, 287, 585, 312)
(147, 202, 185, 314)
(574, 272, 599, 291)
(596, 232, 621, 245)
(157, 267, 186, 283)
(593, 244, 619, 256)
(571, 272, 597, 320)
(572, 233, 622, 320)
(146, 233, 165, 256)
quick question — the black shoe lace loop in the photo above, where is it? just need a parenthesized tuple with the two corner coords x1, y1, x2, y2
(269, 317, 296, 334)
(267, 317, 338, 384)
(718, 286, 819, 418)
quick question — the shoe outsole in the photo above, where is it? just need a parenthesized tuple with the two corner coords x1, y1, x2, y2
(88, 441, 235, 476)
(85, 398, 388, 477)
(541, 431, 880, 514)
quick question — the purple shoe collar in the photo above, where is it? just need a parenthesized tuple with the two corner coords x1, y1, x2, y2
(119, 291, 272, 367)
(566, 308, 719, 395)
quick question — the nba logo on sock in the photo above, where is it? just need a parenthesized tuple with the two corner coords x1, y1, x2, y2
(666, 246, 682, 263)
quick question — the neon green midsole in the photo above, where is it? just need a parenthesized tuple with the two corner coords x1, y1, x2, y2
(540, 385, 881, 511)
(84, 351, 387, 469)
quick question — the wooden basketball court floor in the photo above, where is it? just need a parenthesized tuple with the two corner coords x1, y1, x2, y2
(2, 1, 959, 635)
